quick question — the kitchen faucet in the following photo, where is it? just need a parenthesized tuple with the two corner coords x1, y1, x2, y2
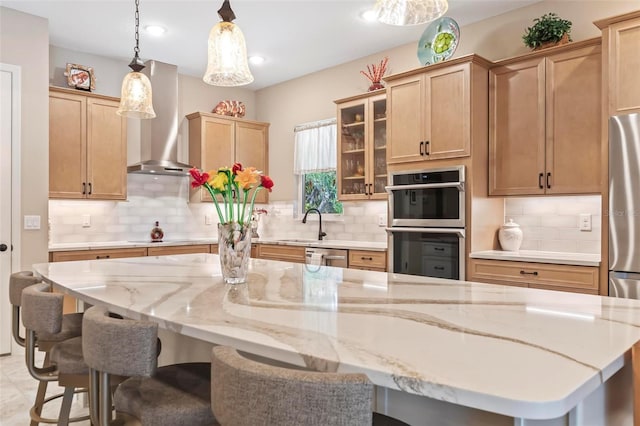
(302, 208, 327, 241)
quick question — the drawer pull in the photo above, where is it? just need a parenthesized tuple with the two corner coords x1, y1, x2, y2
(434, 266, 445, 271)
(434, 247, 445, 251)
(520, 270, 538, 276)
(361, 256, 374, 261)
(96, 255, 111, 260)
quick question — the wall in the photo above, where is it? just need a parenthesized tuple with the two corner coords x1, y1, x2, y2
(49, 175, 387, 244)
(504, 196, 601, 254)
(256, 0, 639, 201)
(0, 7, 50, 270)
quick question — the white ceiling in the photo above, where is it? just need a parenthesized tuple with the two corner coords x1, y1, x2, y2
(1, 0, 539, 90)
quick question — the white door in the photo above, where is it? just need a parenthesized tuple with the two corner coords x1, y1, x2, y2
(0, 64, 21, 355)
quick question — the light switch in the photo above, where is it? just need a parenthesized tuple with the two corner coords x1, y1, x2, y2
(378, 214, 387, 227)
(82, 214, 91, 228)
(24, 215, 41, 230)
(579, 213, 592, 231)
(205, 214, 213, 225)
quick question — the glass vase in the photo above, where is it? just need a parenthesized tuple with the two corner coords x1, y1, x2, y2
(218, 222, 252, 284)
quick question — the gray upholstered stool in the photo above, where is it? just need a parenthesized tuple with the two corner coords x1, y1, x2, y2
(82, 305, 217, 426)
(211, 346, 410, 426)
(21, 282, 90, 426)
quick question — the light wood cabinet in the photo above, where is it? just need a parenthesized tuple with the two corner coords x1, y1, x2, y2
(385, 55, 490, 165)
(335, 91, 387, 200)
(469, 258, 599, 294)
(49, 87, 127, 200)
(348, 250, 387, 272)
(187, 112, 269, 204)
(595, 11, 640, 115)
(489, 39, 602, 196)
(147, 244, 211, 256)
(255, 244, 306, 263)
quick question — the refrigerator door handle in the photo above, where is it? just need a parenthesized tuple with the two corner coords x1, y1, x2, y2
(610, 271, 640, 281)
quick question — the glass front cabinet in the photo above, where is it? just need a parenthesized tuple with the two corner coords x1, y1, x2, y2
(335, 90, 387, 201)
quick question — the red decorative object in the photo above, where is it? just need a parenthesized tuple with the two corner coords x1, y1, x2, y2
(360, 57, 388, 92)
(212, 100, 246, 117)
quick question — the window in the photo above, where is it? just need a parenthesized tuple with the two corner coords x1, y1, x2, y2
(294, 119, 343, 216)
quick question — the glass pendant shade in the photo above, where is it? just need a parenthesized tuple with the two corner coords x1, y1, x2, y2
(374, 0, 448, 26)
(203, 21, 254, 87)
(117, 71, 156, 119)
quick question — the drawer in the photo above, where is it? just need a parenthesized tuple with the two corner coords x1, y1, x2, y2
(349, 250, 387, 271)
(51, 247, 147, 262)
(423, 256, 457, 279)
(421, 242, 455, 258)
(147, 244, 211, 256)
(256, 244, 306, 263)
(470, 259, 599, 292)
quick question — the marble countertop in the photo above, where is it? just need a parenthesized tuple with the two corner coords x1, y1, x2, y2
(48, 239, 387, 252)
(469, 250, 600, 267)
(33, 254, 640, 420)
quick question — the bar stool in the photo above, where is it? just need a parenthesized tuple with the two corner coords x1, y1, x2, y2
(21, 283, 90, 425)
(211, 346, 410, 426)
(82, 305, 216, 426)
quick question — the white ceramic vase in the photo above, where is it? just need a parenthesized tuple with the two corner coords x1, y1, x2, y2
(498, 219, 523, 252)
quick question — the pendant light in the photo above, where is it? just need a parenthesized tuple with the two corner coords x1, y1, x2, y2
(374, 0, 448, 26)
(117, 0, 156, 119)
(203, 0, 254, 87)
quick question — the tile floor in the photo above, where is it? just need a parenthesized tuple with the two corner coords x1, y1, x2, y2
(0, 340, 90, 425)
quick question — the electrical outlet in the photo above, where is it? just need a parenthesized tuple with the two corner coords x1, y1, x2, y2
(377, 214, 387, 227)
(82, 214, 91, 228)
(24, 215, 41, 230)
(205, 214, 212, 225)
(579, 213, 592, 231)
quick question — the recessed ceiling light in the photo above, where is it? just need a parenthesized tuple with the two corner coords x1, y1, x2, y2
(145, 25, 166, 36)
(249, 56, 265, 65)
(360, 9, 378, 22)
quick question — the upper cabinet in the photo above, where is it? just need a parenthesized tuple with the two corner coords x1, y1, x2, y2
(49, 87, 127, 200)
(595, 10, 640, 116)
(187, 112, 269, 204)
(385, 55, 491, 165)
(489, 39, 602, 196)
(335, 90, 387, 200)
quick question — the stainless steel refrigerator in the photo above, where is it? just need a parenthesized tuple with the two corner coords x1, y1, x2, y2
(609, 113, 640, 298)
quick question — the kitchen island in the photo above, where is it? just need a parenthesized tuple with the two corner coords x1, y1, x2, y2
(33, 254, 639, 426)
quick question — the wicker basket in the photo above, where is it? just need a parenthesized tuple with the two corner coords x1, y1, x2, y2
(533, 33, 570, 51)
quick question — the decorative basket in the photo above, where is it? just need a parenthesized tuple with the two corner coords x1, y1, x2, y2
(533, 33, 570, 51)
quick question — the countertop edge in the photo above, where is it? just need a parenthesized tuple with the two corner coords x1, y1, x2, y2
(469, 250, 601, 267)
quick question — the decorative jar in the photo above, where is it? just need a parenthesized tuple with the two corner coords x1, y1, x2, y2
(218, 222, 252, 284)
(498, 219, 523, 252)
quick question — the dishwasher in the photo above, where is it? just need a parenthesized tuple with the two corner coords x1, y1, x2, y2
(305, 247, 348, 268)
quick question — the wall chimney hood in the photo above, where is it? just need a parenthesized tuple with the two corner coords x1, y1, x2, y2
(127, 60, 193, 176)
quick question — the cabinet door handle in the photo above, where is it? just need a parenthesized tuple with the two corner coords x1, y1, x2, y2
(419, 141, 424, 156)
(520, 270, 538, 276)
(546, 172, 551, 189)
(96, 255, 110, 260)
(88, 183, 92, 195)
(434, 266, 445, 270)
(82, 182, 86, 195)
(361, 256, 374, 261)
(425, 141, 430, 156)
(368, 183, 372, 196)
(538, 173, 544, 189)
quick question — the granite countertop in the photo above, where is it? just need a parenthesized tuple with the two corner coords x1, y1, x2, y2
(33, 253, 640, 421)
(469, 250, 600, 267)
(48, 238, 387, 252)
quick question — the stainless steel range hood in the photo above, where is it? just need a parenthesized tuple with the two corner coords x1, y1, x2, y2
(127, 60, 193, 176)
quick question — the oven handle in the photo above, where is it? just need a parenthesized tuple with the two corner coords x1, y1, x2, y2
(385, 227, 465, 238)
(385, 182, 465, 192)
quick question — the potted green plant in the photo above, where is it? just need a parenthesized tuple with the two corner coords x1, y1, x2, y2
(522, 12, 572, 50)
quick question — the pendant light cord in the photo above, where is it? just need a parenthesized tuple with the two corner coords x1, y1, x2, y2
(134, 0, 140, 58)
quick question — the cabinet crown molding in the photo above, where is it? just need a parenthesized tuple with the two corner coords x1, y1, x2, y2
(383, 54, 492, 82)
(49, 85, 120, 102)
(594, 9, 640, 29)
(490, 37, 601, 68)
(186, 111, 269, 127)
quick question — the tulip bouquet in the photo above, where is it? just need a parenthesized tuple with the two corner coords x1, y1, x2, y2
(189, 163, 274, 226)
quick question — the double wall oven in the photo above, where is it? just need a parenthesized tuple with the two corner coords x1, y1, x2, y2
(386, 166, 466, 280)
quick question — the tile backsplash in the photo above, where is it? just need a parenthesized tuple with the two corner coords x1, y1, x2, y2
(49, 174, 388, 244)
(504, 196, 601, 254)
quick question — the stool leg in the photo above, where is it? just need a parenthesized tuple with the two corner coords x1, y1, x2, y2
(89, 369, 100, 426)
(30, 352, 51, 426)
(58, 386, 75, 426)
(99, 371, 112, 426)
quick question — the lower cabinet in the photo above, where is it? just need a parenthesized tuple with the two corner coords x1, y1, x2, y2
(147, 245, 211, 256)
(255, 244, 306, 263)
(50, 247, 148, 262)
(469, 258, 599, 294)
(348, 250, 387, 272)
